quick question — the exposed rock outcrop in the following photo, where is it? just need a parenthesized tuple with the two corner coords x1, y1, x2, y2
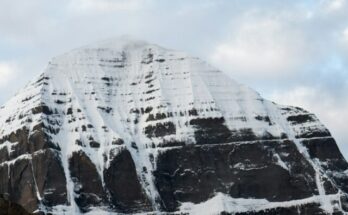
(0, 194, 31, 215)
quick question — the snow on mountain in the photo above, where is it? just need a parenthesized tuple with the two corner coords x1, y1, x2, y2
(0, 38, 347, 214)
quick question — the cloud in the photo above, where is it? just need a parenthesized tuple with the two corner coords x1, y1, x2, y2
(208, 0, 348, 83)
(344, 28, 348, 40)
(208, 3, 336, 83)
(0, 62, 17, 87)
(210, 17, 310, 79)
(341, 27, 348, 54)
(326, 0, 347, 11)
(68, 0, 149, 13)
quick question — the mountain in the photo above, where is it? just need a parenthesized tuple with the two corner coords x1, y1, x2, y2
(0, 38, 347, 215)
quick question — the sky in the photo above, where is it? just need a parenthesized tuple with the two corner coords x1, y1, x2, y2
(0, 0, 347, 158)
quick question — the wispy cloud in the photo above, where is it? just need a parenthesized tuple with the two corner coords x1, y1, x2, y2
(210, 17, 309, 79)
(326, 0, 347, 11)
(68, 0, 150, 13)
(0, 62, 17, 87)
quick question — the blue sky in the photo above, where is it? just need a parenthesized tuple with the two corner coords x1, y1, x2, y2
(0, 0, 347, 158)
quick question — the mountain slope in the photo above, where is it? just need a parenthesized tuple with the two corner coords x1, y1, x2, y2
(0, 38, 347, 214)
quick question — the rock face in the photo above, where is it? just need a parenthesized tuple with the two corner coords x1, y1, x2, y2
(0, 194, 31, 215)
(0, 38, 347, 214)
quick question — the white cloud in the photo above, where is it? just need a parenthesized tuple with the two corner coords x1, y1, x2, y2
(0, 62, 17, 87)
(210, 14, 314, 80)
(344, 28, 348, 38)
(270, 87, 315, 107)
(342, 27, 348, 46)
(69, 0, 148, 13)
(326, 0, 346, 11)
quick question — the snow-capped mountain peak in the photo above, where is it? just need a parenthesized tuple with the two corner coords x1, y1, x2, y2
(0, 38, 347, 214)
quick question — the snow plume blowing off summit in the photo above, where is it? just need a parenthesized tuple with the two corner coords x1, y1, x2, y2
(0, 38, 348, 214)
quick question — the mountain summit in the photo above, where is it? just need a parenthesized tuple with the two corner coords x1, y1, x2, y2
(0, 38, 347, 214)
